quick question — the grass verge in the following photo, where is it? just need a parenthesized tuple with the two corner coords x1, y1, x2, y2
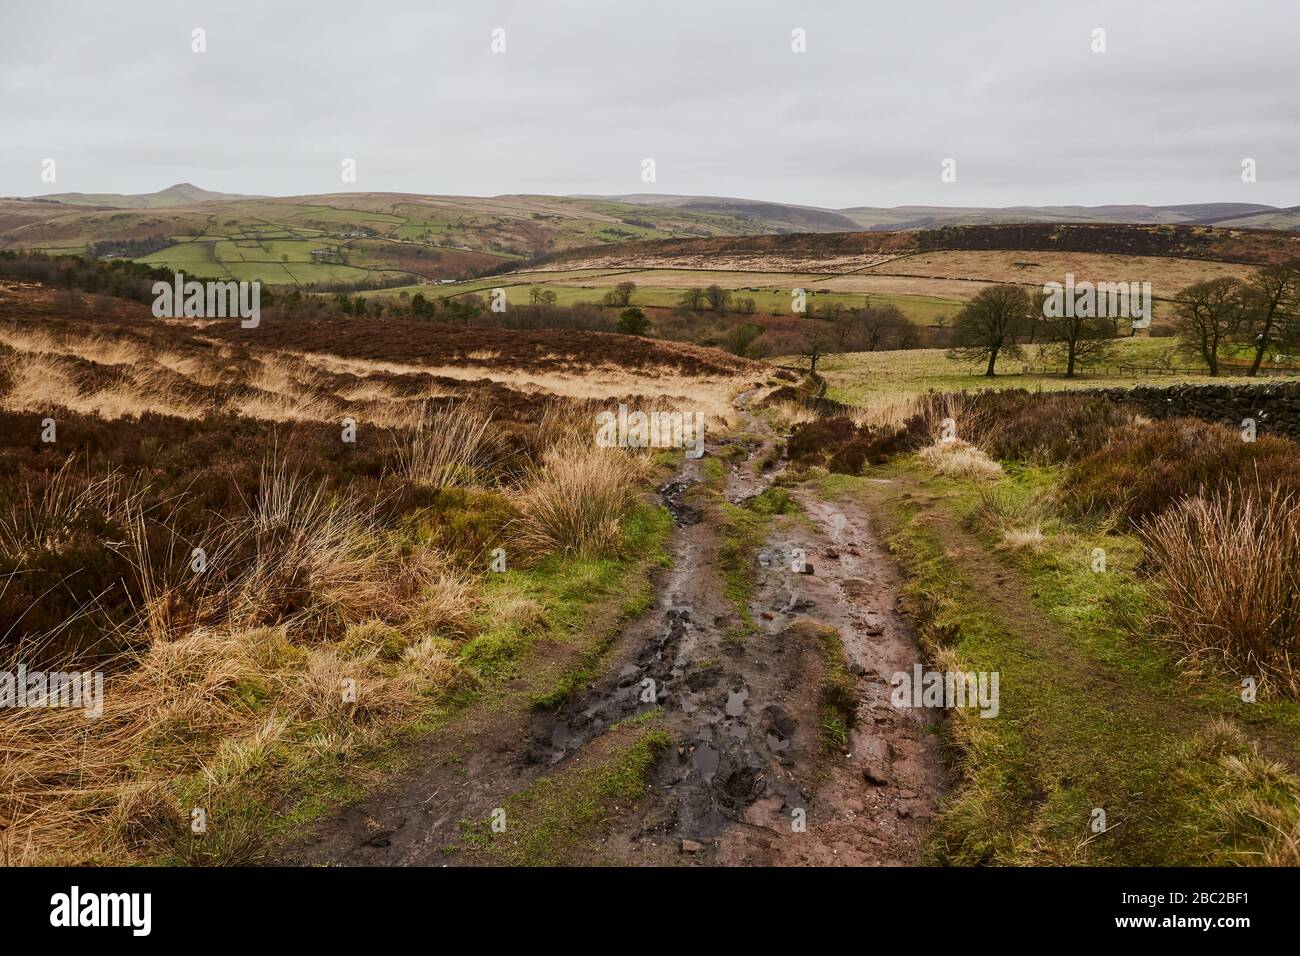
(820, 458, 1300, 865)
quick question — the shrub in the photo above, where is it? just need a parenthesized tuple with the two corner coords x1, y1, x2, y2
(786, 417, 858, 465)
(1060, 418, 1300, 525)
(967, 391, 1136, 464)
(617, 307, 649, 336)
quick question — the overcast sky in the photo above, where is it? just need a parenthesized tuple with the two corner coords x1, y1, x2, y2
(2, 0, 1297, 208)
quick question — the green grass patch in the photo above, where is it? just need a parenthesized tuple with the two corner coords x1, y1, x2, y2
(718, 486, 800, 638)
(826, 459, 1300, 865)
(459, 502, 671, 681)
(817, 626, 857, 752)
(473, 714, 671, 866)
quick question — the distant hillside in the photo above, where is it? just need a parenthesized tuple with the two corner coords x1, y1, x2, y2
(594, 195, 1289, 232)
(0, 191, 781, 287)
(583, 194, 863, 233)
(535, 222, 1300, 273)
(3, 186, 1295, 290)
(1205, 205, 1300, 230)
(29, 182, 261, 209)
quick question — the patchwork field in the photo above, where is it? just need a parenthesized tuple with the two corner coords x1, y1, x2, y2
(0, 192, 785, 289)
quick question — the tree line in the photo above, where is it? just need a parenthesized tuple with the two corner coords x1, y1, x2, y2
(946, 262, 1300, 377)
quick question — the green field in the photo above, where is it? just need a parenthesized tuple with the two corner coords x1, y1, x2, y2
(4, 193, 785, 288)
(818, 337, 1300, 403)
(375, 268, 965, 327)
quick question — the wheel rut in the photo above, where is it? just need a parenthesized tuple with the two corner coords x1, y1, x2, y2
(280, 390, 946, 866)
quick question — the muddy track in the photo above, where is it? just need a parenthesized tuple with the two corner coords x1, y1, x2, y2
(281, 390, 945, 866)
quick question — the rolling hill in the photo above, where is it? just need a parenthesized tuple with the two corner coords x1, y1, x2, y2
(2, 185, 1296, 291)
(27, 182, 261, 209)
(595, 195, 1288, 232)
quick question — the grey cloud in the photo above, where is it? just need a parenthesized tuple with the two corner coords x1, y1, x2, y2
(0, 0, 1295, 207)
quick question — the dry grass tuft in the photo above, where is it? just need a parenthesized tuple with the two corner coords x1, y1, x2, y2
(1141, 486, 1300, 698)
(1185, 719, 1300, 866)
(514, 442, 646, 556)
(394, 402, 502, 488)
(1000, 524, 1046, 551)
(767, 399, 822, 430)
(916, 438, 1003, 480)
(847, 391, 925, 432)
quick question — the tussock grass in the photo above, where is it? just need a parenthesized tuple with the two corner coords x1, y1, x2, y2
(514, 441, 646, 557)
(767, 399, 821, 430)
(1184, 719, 1300, 866)
(847, 390, 924, 432)
(0, 451, 483, 865)
(0, 619, 473, 865)
(1141, 486, 1300, 698)
(394, 402, 502, 489)
(973, 484, 1055, 552)
(916, 439, 1003, 480)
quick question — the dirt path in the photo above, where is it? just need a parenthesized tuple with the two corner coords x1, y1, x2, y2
(280, 392, 945, 866)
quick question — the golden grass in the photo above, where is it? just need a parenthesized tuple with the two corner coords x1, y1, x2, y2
(0, 334, 448, 427)
(0, 352, 206, 420)
(916, 439, 1003, 480)
(0, 455, 482, 865)
(0, 325, 147, 366)
(514, 441, 648, 557)
(766, 399, 821, 430)
(293, 350, 742, 426)
(1141, 487, 1300, 699)
(846, 390, 924, 432)
(393, 402, 502, 488)
(0, 621, 469, 865)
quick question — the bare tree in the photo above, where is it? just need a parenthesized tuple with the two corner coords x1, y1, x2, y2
(947, 284, 1032, 376)
(1234, 263, 1300, 376)
(832, 310, 857, 350)
(801, 339, 826, 375)
(860, 302, 906, 351)
(1042, 310, 1117, 377)
(1173, 277, 1245, 376)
